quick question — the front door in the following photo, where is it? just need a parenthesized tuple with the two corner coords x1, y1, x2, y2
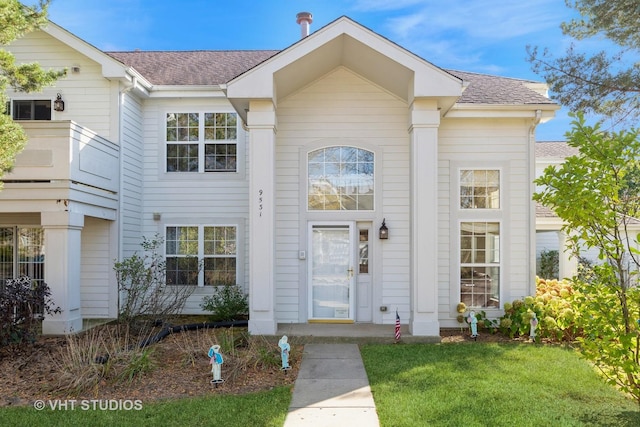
(309, 222, 355, 321)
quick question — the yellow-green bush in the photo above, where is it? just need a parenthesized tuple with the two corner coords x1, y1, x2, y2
(499, 277, 580, 341)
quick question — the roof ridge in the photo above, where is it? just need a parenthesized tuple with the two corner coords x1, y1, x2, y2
(446, 68, 540, 83)
(106, 49, 281, 54)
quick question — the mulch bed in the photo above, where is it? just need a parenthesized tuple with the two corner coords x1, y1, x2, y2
(0, 326, 523, 407)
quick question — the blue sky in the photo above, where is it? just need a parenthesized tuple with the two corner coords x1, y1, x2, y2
(46, 0, 586, 141)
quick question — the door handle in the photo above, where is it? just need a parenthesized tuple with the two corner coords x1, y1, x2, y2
(347, 267, 354, 278)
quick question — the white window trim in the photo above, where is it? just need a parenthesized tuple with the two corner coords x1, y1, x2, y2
(458, 167, 503, 212)
(450, 162, 508, 312)
(7, 97, 57, 120)
(164, 224, 239, 287)
(305, 145, 376, 212)
(161, 109, 245, 179)
(458, 219, 502, 309)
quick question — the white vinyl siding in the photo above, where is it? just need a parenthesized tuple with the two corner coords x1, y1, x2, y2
(120, 92, 145, 257)
(277, 66, 409, 323)
(80, 217, 114, 318)
(439, 118, 531, 326)
(141, 98, 248, 314)
(7, 30, 115, 139)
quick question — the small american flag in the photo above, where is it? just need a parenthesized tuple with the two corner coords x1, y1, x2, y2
(395, 310, 401, 341)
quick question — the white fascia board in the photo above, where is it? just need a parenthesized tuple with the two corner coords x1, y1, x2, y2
(122, 68, 152, 96)
(147, 85, 227, 98)
(42, 21, 129, 79)
(446, 104, 560, 120)
(535, 218, 563, 230)
(330, 19, 462, 97)
(226, 17, 462, 99)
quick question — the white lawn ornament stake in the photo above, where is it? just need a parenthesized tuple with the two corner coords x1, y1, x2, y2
(530, 313, 539, 342)
(208, 344, 224, 384)
(468, 311, 478, 340)
(279, 335, 291, 370)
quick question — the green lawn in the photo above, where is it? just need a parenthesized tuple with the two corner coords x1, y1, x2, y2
(0, 386, 292, 427)
(361, 342, 640, 427)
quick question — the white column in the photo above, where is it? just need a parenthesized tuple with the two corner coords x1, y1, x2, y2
(247, 100, 277, 335)
(41, 211, 84, 335)
(409, 99, 440, 336)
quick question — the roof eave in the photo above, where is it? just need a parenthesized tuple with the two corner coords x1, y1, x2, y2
(446, 103, 560, 121)
(147, 85, 227, 98)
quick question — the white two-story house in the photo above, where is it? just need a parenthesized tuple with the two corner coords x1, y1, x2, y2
(1, 15, 558, 336)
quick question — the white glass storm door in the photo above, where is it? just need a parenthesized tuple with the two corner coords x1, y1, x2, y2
(309, 222, 356, 321)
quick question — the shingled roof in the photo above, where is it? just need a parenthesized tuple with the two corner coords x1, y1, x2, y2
(535, 141, 579, 158)
(106, 50, 279, 86)
(446, 70, 554, 105)
(106, 50, 554, 105)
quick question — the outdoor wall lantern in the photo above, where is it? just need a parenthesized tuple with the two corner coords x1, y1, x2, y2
(53, 93, 65, 112)
(379, 218, 389, 240)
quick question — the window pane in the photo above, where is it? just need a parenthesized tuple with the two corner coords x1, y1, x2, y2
(34, 101, 51, 120)
(166, 226, 198, 256)
(17, 228, 45, 285)
(167, 112, 198, 141)
(0, 228, 45, 287)
(167, 144, 198, 172)
(308, 147, 374, 211)
(204, 226, 236, 255)
(204, 225, 237, 286)
(204, 258, 236, 286)
(204, 112, 237, 141)
(166, 257, 199, 285)
(460, 170, 500, 209)
(12, 100, 52, 120)
(359, 230, 369, 274)
(460, 266, 500, 308)
(460, 222, 500, 308)
(205, 143, 237, 172)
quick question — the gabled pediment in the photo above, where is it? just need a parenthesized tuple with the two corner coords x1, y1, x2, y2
(40, 21, 150, 89)
(225, 17, 463, 120)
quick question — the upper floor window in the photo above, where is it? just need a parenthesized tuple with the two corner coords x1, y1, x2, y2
(460, 169, 500, 209)
(11, 100, 51, 120)
(166, 112, 237, 173)
(308, 146, 374, 210)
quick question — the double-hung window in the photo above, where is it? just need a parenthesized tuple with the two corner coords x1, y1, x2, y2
(165, 225, 237, 286)
(166, 112, 237, 173)
(459, 169, 501, 308)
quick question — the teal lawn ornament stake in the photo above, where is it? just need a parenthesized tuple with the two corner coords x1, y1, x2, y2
(468, 311, 478, 340)
(279, 335, 291, 370)
(208, 344, 224, 385)
(530, 312, 539, 342)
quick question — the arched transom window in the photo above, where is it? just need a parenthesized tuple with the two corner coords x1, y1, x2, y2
(308, 146, 374, 211)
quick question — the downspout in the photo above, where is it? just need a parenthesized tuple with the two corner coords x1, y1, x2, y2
(528, 109, 542, 296)
(117, 76, 136, 313)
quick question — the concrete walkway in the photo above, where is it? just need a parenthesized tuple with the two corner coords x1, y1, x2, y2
(283, 343, 380, 427)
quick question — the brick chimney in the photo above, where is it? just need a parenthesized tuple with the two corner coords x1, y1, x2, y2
(296, 12, 313, 38)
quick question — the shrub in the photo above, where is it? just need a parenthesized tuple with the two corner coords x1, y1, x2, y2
(572, 270, 640, 403)
(114, 235, 196, 329)
(537, 249, 559, 279)
(200, 284, 249, 322)
(0, 276, 60, 346)
(498, 277, 581, 341)
(53, 324, 158, 394)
